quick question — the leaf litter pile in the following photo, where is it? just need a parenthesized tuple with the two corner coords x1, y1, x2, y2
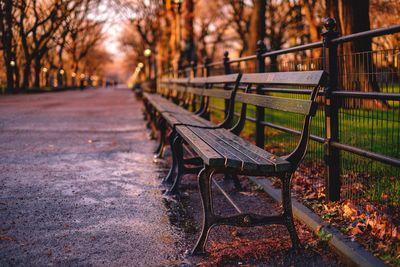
(162, 139, 398, 265)
(173, 173, 343, 266)
(270, 161, 400, 266)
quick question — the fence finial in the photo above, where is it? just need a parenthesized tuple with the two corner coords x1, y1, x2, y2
(223, 51, 229, 58)
(256, 40, 266, 58)
(322, 18, 339, 45)
(323, 17, 337, 32)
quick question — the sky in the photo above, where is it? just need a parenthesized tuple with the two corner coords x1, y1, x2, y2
(88, 1, 136, 80)
(89, 1, 134, 59)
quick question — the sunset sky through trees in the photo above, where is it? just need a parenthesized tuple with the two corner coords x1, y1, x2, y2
(1, 0, 399, 90)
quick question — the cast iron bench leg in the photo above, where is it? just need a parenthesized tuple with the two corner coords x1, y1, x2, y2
(167, 135, 184, 195)
(154, 117, 166, 158)
(162, 130, 178, 184)
(191, 166, 215, 255)
(281, 173, 302, 250)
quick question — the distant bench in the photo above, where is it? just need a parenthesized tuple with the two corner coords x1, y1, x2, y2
(142, 70, 326, 254)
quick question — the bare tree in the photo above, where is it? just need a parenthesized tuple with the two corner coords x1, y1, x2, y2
(0, 0, 15, 92)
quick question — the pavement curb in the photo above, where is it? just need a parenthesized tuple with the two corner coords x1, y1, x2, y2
(248, 176, 387, 267)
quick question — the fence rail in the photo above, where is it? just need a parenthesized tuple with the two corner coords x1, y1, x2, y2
(159, 18, 400, 208)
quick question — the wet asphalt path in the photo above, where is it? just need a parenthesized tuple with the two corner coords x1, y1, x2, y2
(0, 88, 183, 266)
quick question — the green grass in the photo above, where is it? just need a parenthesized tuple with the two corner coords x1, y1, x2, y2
(208, 97, 400, 179)
(209, 97, 399, 157)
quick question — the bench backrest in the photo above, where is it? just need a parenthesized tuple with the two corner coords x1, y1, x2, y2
(158, 77, 171, 96)
(187, 74, 241, 124)
(233, 70, 327, 168)
(158, 74, 241, 126)
(169, 78, 189, 100)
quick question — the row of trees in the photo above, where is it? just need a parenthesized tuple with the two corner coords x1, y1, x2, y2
(0, 0, 111, 93)
(118, 0, 399, 85)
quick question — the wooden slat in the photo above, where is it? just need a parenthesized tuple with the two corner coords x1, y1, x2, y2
(195, 128, 266, 171)
(205, 73, 240, 84)
(170, 78, 189, 84)
(162, 111, 182, 125)
(235, 92, 313, 115)
(175, 112, 215, 126)
(172, 111, 214, 127)
(188, 126, 254, 169)
(203, 129, 276, 173)
(202, 89, 232, 99)
(240, 71, 325, 86)
(177, 113, 289, 172)
(186, 86, 204, 95)
(174, 84, 186, 92)
(214, 129, 290, 172)
(190, 77, 208, 84)
(176, 126, 224, 166)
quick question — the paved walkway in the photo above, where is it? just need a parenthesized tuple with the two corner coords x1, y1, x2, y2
(0, 88, 183, 266)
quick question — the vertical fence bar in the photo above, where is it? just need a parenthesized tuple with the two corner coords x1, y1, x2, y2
(190, 60, 197, 78)
(204, 57, 211, 120)
(322, 18, 341, 201)
(190, 60, 197, 111)
(223, 51, 231, 116)
(256, 40, 266, 148)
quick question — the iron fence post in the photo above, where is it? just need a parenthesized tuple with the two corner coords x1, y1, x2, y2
(191, 60, 197, 111)
(204, 57, 211, 120)
(190, 60, 197, 78)
(223, 51, 231, 116)
(256, 40, 266, 148)
(202, 57, 210, 77)
(322, 18, 341, 202)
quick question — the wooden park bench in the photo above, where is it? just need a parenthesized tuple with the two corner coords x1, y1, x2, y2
(142, 70, 326, 254)
(142, 74, 242, 173)
(167, 71, 327, 254)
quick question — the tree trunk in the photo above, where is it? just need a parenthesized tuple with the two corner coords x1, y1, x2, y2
(22, 59, 32, 91)
(0, 0, 14, 93)
(325, 0, 341, 34)
(301, 0, 320, 58)
(14, 61, 20, 91)
(247, 0, 266, 72)
(34, 56, 41, 88)
(180, 0, 195, 65)
(247, 0, 266, 55)
(337, 0, 387, 108)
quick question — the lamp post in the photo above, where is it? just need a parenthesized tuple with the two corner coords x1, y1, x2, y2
(8, 52, 16, 92)
(71, 72, 76, 87)
(59, 68, 65, 88)
(42, 67, 48, 87)
(144, 49, 152, 81)
(80, 73, 85, 90)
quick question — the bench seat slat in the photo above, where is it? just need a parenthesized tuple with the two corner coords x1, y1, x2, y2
(165, 108, 290, 173)
(143, 93, 172, 113)
(235, 92, 313, 115)
(193, 128, 268, 171)
(188, 126, 258, 170)
(164, 108, 214, 127)
(176, 126, 224, 167)
(213, 128, 290, 172)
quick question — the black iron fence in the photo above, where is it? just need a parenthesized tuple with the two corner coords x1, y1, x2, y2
(160, 18, 400, 210)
